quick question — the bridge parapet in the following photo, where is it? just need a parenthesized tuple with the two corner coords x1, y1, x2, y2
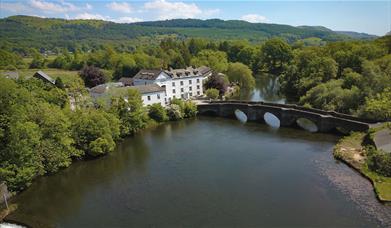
(198, 101, 378, 133)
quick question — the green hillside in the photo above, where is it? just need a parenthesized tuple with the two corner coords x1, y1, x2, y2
(0, 15, 376, 52)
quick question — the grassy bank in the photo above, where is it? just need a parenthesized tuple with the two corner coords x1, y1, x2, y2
(333, 132, 391, 202)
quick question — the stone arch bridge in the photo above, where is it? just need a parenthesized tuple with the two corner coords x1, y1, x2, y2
(197, 101, 380, 133)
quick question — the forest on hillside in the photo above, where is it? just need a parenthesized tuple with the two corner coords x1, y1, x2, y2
(0, 16, 376, 52)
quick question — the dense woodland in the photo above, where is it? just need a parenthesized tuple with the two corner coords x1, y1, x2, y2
(1, 16, 391, 191)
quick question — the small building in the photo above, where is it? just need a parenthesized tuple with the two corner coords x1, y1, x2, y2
(132, 84, 166, 107)
(133, 66, 212, 102)
(33, 70, 56, 85)
(89, 82, 166, 107)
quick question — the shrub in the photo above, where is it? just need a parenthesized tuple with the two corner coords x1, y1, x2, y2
(79, 65, 107, 88)
(206, 88, 219, 99)
(184, 101, 197, 118)
(148, 103, 168, 122)
(367, 146, 391, 177)
(167, 104, 184, 120)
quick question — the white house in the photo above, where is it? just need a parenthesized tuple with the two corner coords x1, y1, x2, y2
(89, 82, 166, 107)
(89, 66, 212, 108)
(132, 84, 166, 107)
(133, 66, 212, 104)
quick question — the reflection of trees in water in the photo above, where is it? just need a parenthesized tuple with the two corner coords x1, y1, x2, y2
(8, 135, 151, 228)
(240, 74, 285, 103)
(7, 120, 199, 227)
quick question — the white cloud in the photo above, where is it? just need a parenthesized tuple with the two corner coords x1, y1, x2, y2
(144, 0, 202, 20)
(30, 0, 67, 13)
(240, 14, 268, 23)
(113, 17, 142, 23)
(107, 2, 132, 13)
(28, 0, 91, 14)
(0, 2, 30, 13)
(75, 13, 108, 20)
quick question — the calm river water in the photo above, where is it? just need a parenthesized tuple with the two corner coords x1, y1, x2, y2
(6, 76, 391, 227)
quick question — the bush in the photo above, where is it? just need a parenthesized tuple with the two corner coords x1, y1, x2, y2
(206, 88, 219, 99)
(184, 101, 197, 118)
(71, 109, 119, 157)
(167, 104, 184, 120)
(148, 103, 168, 122)
(79, 65, 107, 88)
(367, 146, 391, 177)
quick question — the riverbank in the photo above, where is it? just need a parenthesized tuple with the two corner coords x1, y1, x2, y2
(333, 132, 391, 202)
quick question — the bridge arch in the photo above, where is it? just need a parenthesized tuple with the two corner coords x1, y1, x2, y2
(296, 118, 318, 132)
(264, 112, 280, 128)
(197, 101, 373, 133)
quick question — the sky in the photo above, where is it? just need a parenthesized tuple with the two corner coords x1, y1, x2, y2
(0, 0, 390, 35)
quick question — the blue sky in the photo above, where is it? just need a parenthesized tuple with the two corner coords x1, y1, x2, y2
(0, 1, 390, 35)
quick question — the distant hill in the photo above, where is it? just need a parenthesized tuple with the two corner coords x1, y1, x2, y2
(335, 31, 377, 40)
(0, 16, 377, 51)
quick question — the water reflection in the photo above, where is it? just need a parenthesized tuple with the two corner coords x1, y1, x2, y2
(264, 112, 280, 128)
(240, 74, 285, 103)
(296, 118, 318, 132)
(234, 109, 247, 123)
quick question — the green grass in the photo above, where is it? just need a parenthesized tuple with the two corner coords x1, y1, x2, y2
(0, 68, 84, 90)
(334, 132, 391, 202)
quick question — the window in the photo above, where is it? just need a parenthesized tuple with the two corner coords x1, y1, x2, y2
(147, 96, 151, 101)
(173, 89, 176, 93)
(172, 82, 175, 86)
(197, 91, 200, 95)
(157, 94, 160, 99)
(197, 79, 200, 83)
(181, 94, 185, 99)
(180, 81, 184, 86)
(189, 80, 192, 84)
(189, 87, 192, 91)
(181, 88, 184, 92)
(173, 95, 176, 98)
(189, 92, 193, 96)
(197, 85, 200, 89)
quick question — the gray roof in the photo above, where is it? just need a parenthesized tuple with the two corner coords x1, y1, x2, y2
(134, 66, 212, 81)
(119, 77, 134, 85)
(131, 84, 165, 94)
(165, 66, 211, 79)
(90, 84, 108, 94)
(33, 70, 56, 84)
(134, 70, 165, 80)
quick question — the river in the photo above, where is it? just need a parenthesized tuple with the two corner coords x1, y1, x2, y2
(5, 76, 391, 227)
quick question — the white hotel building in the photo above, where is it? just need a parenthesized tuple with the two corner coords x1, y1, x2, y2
(133, 66, 212, 106)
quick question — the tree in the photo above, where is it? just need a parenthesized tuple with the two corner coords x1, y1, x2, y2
(226, 62, 255, 89)
(299, 79, 361, 113)
(55, 77, 65, 89)
(361, 89, 391, 121)
(79, 65, 107, 88)
(206, 88, 219, 99)
(110, 88, 148, 136)
(183, 101, 197, 118)
(259, 38, 293, 75)
(167, 104, 184, 120)
(204, 73, 229, 96)
(148, 103, 168, 122)
(71, 109, 119, 157)
(29, 49, 45, 69)
(191, 50, 229, 73)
